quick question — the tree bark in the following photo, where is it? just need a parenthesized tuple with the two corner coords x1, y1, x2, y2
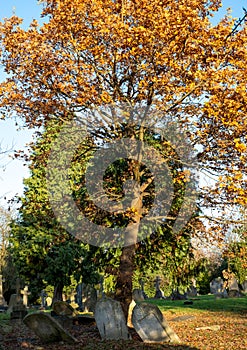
(52, 282, 64, 304)
(114, 243, 137, 320)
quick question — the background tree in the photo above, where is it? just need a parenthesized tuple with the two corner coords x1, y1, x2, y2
(9, 121, 99, 303)
(0, 0, 247, 318)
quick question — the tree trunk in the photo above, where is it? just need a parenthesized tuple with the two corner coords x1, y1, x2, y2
(114, 243, 136, 320)
(114, 216, 140, 320)
(52, 282, 63, 304)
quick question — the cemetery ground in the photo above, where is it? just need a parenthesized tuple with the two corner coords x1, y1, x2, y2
(0, 295, 246, 350)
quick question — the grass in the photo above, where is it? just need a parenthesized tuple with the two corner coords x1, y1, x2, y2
(146, 294, 247, 314)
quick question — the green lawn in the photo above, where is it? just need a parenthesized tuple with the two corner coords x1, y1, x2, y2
(146, 294, 247, 314)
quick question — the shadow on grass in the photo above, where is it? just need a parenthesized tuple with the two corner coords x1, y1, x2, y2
(147, 294, 247, 314)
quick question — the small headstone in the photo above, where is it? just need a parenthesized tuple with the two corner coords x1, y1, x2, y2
(95, 297, 130, 340)
(228, 276, 240, 297)
(154, 276, 165, 299)
(241, 280, 247, 293)
(210, 277, 227, 298)
(23, 312, 77, 344)
(40, 290, 47, 308)
(139, 278, 148, 299)
(132, 289, 145, 302)
(76, 283, 97, 312)
(171, 289, 187, 300)
(187, 278, 197, 298)
(53, 301, 77, 317)
(8, 278, 28, 320)
(7, 294, 17, 314)
(46, 296, 52, 307)
(132, 303, 180, 344)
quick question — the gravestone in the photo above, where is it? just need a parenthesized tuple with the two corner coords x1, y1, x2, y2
(7, 294, 17, 314)
(46, 296, 52, 307)
(95, 297, 130, 340)
(76, 283, 97, 312)
(187, 278, 197, 297)
(171, 289, 187, 300)
(40, 290, 47, 308)
(228, 276, 240, 297)
(53, 301, 77, 317)
(210, 277, 227, 298)
(139, 278, 148, 299)
(21, 285, 30, 307)
(23, 312, 77, 344)
(9, 278, 28, 320)
(132, 303, 180, 344)
(154, 276, 165, 299)
(187, 286, 197, 297)
(132, 288, 145, 302)
(241, 279, 247, 293)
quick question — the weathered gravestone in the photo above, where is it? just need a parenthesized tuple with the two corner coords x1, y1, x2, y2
(210, 277, 227, 298)
(154, 276, 165, 299)
(132, 303, 180, 344)
(8, 278, 28, 319)
(40, 290, 47, 308)
(241, 279, 247, 293)
(228, 276, 240, 297)
(76, 283, 97, 312)
(187, 279, 197, 297)
(23, 313, 77, 344)
(139, 278, 148, 299)
(132, 289, 145, 302)
(95, 297, 130, 340)
(53, 301, 77, 317)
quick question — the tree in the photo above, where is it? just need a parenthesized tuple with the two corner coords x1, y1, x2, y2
(9, 121, 99, 303)
(1, 0, 247, 318)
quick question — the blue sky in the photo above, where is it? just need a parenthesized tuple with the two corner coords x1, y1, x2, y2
(0, 0, 246, 207)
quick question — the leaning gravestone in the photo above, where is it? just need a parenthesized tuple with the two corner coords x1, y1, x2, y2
(132, 303, 180, 344)
(23, 313, 77, 344)
(95, 297, 130, 340)
(53, 301, 77, 317)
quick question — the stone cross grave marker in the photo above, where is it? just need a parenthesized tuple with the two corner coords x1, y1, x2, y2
(21, 285, 31, 307)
